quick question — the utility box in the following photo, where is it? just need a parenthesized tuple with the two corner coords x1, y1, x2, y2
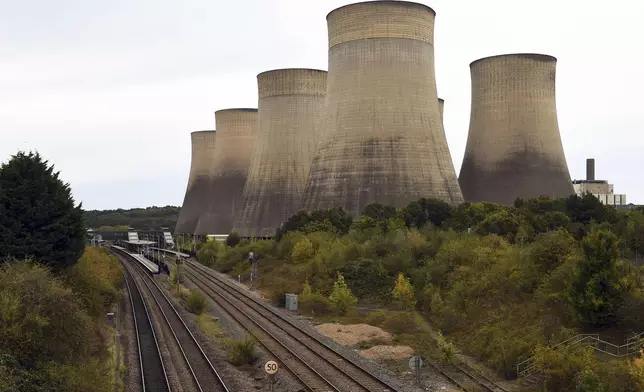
(284, 293, 298, 311)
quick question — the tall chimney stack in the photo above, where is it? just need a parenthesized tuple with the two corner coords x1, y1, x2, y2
(586, 158, 595, 181)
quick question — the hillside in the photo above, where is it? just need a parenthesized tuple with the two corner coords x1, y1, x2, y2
(84, 205, 180, 231)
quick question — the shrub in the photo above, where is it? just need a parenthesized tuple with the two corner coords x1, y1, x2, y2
(186, 291, 207, 315)
(196, 240, 220, 267)
(380, 311, 421, 335)
(291, 238, 314, 264)
(226, 232, 241, 247)
(226, 337, 259, 365)
(391, 272, 416, 310)
(328, 273, 357, 315)
(300, 282, 333, 316)
(67, 248, 123, 318)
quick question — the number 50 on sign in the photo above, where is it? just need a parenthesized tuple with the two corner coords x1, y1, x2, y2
(264, 360, 278, 375)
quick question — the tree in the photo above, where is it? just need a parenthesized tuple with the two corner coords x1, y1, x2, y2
(392, 272, 416, 310)
(0, 151, 85, 269)
(291, 238, 314, 263)
(196, 239, 220, 267)
(329, 273, 357, 315)
(570, 229, 624, 326)
(226, 232, 241, 247)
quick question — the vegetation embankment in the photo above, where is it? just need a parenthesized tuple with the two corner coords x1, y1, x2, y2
(84, 205, 180, 231)
(0, 151, 125, 392)
(196, 195, 644, 391)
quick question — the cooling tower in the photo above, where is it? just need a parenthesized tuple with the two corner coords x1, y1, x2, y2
(174, 130, 217, 234)
(438, 98, 444, 122)
(193, 109, 257, 235)
(233, 69, 327, 237)
(301, 1, 463, 217)
(459, 53, 574, 205)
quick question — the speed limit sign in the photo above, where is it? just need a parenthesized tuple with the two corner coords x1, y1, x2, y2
(264, 360, 279, 375)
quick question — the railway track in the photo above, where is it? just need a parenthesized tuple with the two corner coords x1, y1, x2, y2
(424, 357, 510, 392)
(171, 258, 399, 392)
(123, 263, 171, 392)
(113, 248, 230, 392)
(164, 249, 512, 392)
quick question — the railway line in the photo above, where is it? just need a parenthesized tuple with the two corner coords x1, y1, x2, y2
(161, 248, 513, 392)
(174, 258, 398, 392)
(424, 356, 510, 392)
(112, 247, 230, 392)
(122, 261, 171, 392)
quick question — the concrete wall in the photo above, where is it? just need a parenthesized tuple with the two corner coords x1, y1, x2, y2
(234, 68, 327, 237)
(301, 1, 463, 217)
(175, 130, 216, 234)
(194, 109, 257, 235)
(459, 53, 574, 204)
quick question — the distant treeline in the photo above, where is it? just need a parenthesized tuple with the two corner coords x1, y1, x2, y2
(83, 205, 180, 231)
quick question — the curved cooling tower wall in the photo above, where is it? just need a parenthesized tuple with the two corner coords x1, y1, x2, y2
(459, 53, 574, 205)
(194, 109, 257, 235)
(174, 130, 216, 234)
(234, 69, 327, 237)
(302, 1, 463, 217)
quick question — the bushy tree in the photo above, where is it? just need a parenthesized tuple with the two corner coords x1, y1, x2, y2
(570, 229, 624, 326)
(329, 273, 357, 315)
(391, 272, 416, 310)
(196, 239, 220, 267)
(291, 237, 314, 263)
(226, 232, 241, 247)
(0, 151, 85, 269)
(401, 198, 452, 229)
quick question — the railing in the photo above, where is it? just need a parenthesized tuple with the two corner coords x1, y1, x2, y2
(517, 332, 644, 378)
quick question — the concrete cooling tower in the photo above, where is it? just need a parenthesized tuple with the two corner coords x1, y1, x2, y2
(193, 109, 257, 235)
(174, 130, 216, 234)
(301, 1, 463, 217)
(233, 69, 327, 237)
(459, 53, 574, 205)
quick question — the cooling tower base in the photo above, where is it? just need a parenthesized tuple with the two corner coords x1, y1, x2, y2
(460, 151, 575, 205)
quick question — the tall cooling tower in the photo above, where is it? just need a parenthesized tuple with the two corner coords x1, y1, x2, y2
(459, 54, 574, 205)
(301, 1, 463, 217)
(174, 130, 216, 234)
(193, 109, 257, 235)
(234, 69, 327, 237)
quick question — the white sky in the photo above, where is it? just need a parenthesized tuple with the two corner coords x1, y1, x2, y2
(1, 0, 642, 209)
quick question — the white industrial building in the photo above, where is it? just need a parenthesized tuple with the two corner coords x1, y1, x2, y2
(572, 158, 627, 206)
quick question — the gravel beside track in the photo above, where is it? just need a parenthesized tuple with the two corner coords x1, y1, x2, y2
(174, 274, 304, 392)
(129, 265, 195, 392)
(113, 247, 231, 392)
(121, 282, 142, 392)
(122, 264, 171, 392)
(182, 260, 408, 392)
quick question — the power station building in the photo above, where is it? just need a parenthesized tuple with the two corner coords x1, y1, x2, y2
(175, 130, 217, 234)
(194, 109, 257, 235)
(573, 158, 627, 206)
(234, 69, 327, 238)
(459, 53, 574, 205)
(301, 1, 463, 217)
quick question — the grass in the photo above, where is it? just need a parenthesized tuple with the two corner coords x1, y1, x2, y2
(106, 325, 125, 392)
(197, 314, 225, 341)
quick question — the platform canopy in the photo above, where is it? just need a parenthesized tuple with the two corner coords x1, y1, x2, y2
(124, 240, 156, 245)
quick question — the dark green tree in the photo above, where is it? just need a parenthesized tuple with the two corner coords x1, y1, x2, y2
(569, 229, 624, 327)
(0, 151, 85, 269)
(401, 198, 452, 229)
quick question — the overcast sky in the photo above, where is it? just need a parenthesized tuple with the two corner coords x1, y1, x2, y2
(1, 0, 642, 210)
